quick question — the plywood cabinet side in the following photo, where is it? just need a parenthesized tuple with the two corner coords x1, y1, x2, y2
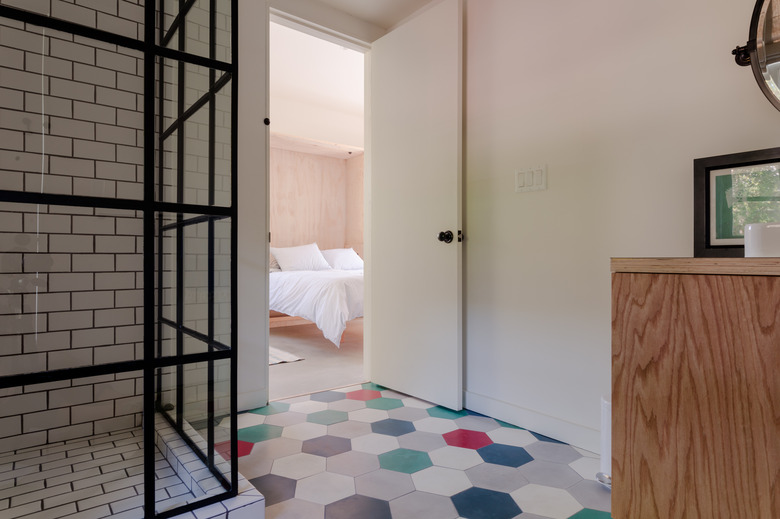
(612, 271, 779, 519)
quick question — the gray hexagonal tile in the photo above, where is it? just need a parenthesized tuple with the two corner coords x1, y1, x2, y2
(524, 440, 583, 464)
(397, 430, 448, 452)
(518, 460, 583, 488)
(389, 490, 459, 519)
(265, 497, 323, 519)
(327, 419, 372, 439)
(567, 479, 612, 512)
(465, 462, 529, 492)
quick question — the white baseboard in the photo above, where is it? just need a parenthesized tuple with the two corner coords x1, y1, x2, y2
(464, 390, 601, 454)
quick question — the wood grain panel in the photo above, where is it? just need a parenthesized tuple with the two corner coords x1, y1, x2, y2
(345, 154, 364, 257)
(270, 147, 347, 250)
(612, 272, 779, 519)
(612, 257, 780, 276)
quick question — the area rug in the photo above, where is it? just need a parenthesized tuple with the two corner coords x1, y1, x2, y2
(269, 347, 303, 365)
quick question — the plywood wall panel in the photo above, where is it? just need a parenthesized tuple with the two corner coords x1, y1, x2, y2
(270, 147, 357, 251)
(345, 154, 364, 257)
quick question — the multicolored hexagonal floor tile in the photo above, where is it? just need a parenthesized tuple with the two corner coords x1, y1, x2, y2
(236, 382, 612, 519)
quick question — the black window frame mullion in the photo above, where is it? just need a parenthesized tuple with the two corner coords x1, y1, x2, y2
(143, 1, 158, 517)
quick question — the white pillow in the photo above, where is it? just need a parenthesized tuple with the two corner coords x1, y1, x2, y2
(321, 248, 364, 270)
(269, 253, 280, 270)
(270, 243, 331, 271)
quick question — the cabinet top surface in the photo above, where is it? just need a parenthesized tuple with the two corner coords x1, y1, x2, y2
(611, 257, 780, 276)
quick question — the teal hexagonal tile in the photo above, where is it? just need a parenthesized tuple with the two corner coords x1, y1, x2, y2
(365, 397, 404, 411)
(238, 423, 284, 443)
(362, 382, 387, 391)
(567, 508, 612, 519)
(250, 402, 290, 416)
(307, 409, 349, 426)
(378, 448, 433, 474)
(426, 406, 469, 420)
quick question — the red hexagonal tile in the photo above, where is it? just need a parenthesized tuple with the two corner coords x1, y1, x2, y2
(215, 440, 254, 460)
(443, 429, 493, 450)
(346, 389, 382, 401)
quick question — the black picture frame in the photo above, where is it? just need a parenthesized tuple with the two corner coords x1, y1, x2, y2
(694, 147, 780, 257)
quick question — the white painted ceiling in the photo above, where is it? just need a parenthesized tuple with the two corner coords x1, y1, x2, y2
(270, 21, 364, 118)
(314, 0, 431, 30)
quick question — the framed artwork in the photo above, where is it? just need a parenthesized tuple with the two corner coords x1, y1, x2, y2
(694, 147, 780, 257)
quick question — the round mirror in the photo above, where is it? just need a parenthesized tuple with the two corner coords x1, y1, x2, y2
(749, 0, 780, 111)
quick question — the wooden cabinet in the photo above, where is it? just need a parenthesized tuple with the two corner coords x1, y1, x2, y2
(611, 258, 779, 519)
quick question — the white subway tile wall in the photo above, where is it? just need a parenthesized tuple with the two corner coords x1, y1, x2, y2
(0, 0, 233, 458)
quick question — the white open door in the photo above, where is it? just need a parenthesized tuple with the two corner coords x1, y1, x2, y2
(368, 0, 463, 410)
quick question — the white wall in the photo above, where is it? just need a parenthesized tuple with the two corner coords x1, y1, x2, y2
(463, 0, 780, 451)
(237, 0, 270, 411)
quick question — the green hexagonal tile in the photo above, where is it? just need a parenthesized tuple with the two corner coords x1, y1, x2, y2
(426, 406, 469, 420)
(378, 448, 433, 474)
(238, 423, 284, 443)
(250, 402, 290, 416)
(496, 419, 524, 429)
(307, 410, 349, 426)
(362, 382, 387, 391)
(366, 398, 403, 411)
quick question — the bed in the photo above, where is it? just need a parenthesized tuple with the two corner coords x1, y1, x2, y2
(269, 244, 364, 347)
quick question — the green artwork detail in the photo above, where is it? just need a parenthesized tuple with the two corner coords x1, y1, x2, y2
(713, 165, 780, 240)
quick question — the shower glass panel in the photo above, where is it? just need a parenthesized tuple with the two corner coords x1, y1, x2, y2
(0, 1, 238, 518)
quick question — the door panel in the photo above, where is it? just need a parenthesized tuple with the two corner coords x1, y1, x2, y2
(368, 0, 463, 410)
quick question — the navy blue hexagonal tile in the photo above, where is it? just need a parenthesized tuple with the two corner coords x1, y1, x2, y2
(451, 486, 521, 519)
(302, 435, 352, 457)
(531, 431, 566, 444)
(477, 443, 533, 467)
(311, 390, 348, 403)
(325, 494, 392, 519)
(371, 418, 416, 437)
(248, 474, 296, 506)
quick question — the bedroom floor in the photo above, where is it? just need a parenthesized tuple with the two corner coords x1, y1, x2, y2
(269, 319, 364, 401)
(236, 382, 612, 519)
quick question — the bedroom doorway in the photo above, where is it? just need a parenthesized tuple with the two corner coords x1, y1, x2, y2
(267, 20, 367, 400)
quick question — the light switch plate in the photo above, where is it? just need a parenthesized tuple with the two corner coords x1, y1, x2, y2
(515, 165, 547, 193)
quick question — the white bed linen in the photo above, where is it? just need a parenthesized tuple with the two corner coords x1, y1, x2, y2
(269, 269, 363, 347)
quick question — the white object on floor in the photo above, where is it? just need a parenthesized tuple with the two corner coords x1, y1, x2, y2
(269, 346, 304, 365)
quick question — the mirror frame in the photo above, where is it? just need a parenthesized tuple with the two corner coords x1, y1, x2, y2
(747, 0, 780, 111)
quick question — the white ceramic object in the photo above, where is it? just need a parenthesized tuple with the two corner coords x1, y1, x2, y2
(744, 222, 780, 257)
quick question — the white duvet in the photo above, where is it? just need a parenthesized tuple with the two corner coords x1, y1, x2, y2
(269, 269, 364, 347)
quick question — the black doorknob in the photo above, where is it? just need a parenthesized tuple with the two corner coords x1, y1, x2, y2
(438, 230, 454, 243)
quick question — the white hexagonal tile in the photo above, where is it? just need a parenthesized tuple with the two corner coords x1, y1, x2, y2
(238, 437, 302, 479)
(354, 468, 415, 500)
(350, 433, 400, 455)
(411, 466, 472, 496)
(429, 446, 483, 470)
(295, 471, 355, 505)
(348, 408, 390, 423)
(281, 422, 328, 441)
(263, 411, 308, 427)
(510, 484, 583, 519)
(271, 452, 326, 480)
(465, 463, 529, 492)
(569, 455, 601, 481)
(265, 497, 323, 519)
(486, 427, 537, 447)
(231, 413, 266, 428)
(413, 417, 459, 434)
(453, 415, 500, 432)
(401, 396, 434, 409)
(327, 420, 372, 439)
(327, 399, 366, 412)
(288, 400, 328, 414)
(327, 450, 380, 477)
